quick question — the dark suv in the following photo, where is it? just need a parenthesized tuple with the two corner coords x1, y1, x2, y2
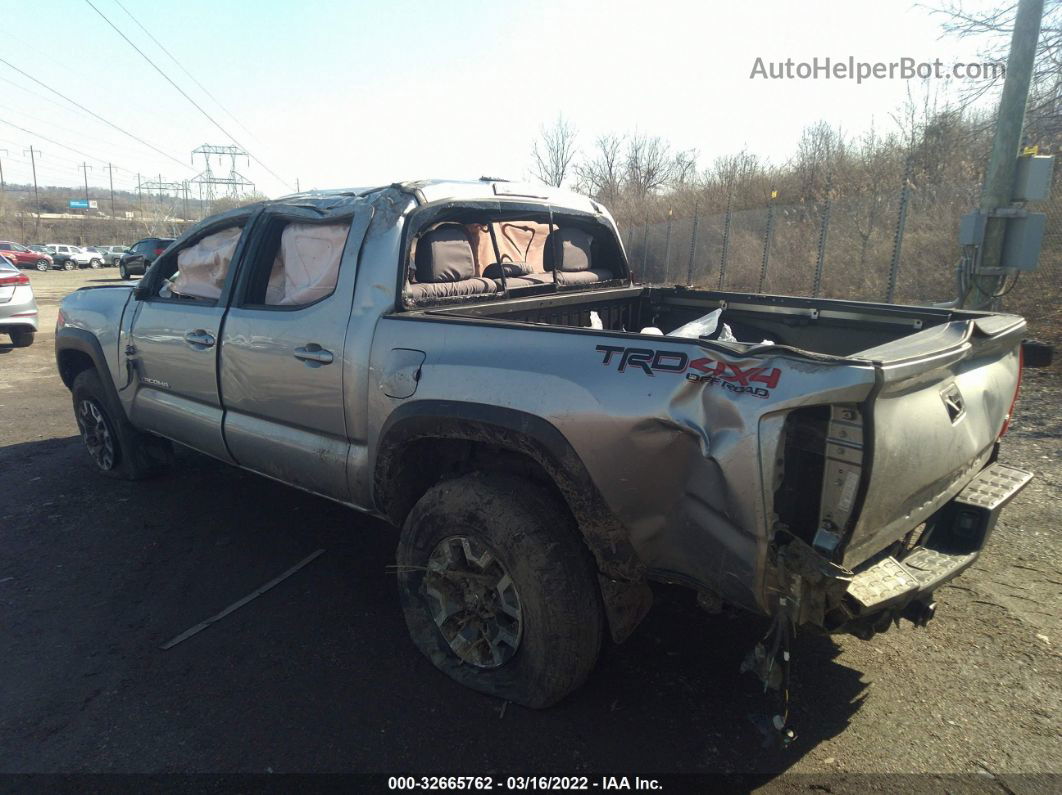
(118, 237, 175, 280)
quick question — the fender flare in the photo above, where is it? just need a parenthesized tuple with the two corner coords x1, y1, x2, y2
(55, 327, 124, 411)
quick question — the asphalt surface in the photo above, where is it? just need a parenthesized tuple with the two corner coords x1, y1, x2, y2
(1, 269, 1059, 786)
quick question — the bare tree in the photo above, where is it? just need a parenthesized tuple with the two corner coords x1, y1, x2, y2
(624, 133, 675, 197)
(928, 0, 1062, 144)
(531, 115, 578, 187)
(574, 134, 625, 204)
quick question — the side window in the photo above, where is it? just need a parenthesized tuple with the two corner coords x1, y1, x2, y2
(241, 220, 350, 308)
(155, 226, 244, 303)
(0, 244, 11, 251)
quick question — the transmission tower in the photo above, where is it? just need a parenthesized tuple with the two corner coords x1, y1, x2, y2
(190, 144, 254, 209)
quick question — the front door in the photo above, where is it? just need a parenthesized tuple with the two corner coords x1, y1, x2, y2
(127, 218, 253, 461)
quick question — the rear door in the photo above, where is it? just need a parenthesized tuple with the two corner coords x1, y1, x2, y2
(218, 203, 373, 502)
(127, 214, 255, 460)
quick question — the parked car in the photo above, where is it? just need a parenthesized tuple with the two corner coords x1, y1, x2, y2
(118, 237, 173, 279)
(92, 245, 128, 266)
(0, 257, 37, 347)
(54, 180, 1041, 729)
(45, 245, 102, 270)
(0, 241, 52, 271)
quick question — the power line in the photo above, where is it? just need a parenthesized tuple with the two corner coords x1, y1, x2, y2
(111, 0, 261, 145)
(84, 0, 293, 192)
(0, 56, 191, 172)
(0, 117, 122, 171)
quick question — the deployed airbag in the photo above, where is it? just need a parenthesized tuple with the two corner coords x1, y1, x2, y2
(266, 222, 349, 305)
(171, 227, 243, 300)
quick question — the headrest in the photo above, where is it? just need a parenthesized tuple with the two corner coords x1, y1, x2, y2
(415, 224, 475, 283)
(543, 228, 593, 271)
(482, 261, 535, 279)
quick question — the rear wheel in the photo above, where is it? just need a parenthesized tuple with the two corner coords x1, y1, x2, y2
(35, 259, 49, 271)
(71, 369, 173, 480)
(89, 258, 102, 269)
(63, 260, 75, 271)
(397, 472, 604, 708)
(9, 330, 34, 347)
(119, 263, 129, 279)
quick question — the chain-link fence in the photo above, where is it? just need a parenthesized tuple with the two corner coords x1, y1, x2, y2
(623, 181, 1062, 341)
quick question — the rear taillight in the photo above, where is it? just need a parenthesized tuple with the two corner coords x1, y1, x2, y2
(998, 347, 1024, 438)
(154, 248, 164, 256)
(0, 272, 30, 286)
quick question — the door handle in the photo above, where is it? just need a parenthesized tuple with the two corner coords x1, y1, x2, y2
(183, 329, 216, 348)
(294, 343, 334, 366)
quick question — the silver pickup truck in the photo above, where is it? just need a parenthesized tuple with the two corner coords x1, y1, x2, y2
(55, 179, 1034, 727)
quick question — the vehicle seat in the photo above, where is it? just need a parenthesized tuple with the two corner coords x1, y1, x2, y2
(407, 224, 498, 301)
(543, 228, 614, 285)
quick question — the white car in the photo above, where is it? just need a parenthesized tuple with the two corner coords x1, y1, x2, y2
(44, 244, 103, 270)
(0, 257, 38, 346)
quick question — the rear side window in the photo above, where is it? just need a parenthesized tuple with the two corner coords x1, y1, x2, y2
(240, 219, 350, 308)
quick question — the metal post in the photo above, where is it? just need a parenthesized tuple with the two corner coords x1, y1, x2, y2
(813, 174, 833, 297)
(719, 186, 733, 289)
(640, 215, 650, 279)
(137, 173, 143, 217)
(686, 206, 700, 286)
(24, 147, 41, 239)
(968, 0, 1044, 309)
(662, 211, 673, 284)
(886, 155, 914, 304)
(758, 191, 777, 293)
(182, 181, 190, 225)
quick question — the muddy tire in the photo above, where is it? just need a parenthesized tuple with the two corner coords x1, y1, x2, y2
(71, 369, 173, 480)
(397, 472, 604, 708)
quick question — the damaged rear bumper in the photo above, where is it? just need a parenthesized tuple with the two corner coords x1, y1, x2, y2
(834, 462, 1031, 636)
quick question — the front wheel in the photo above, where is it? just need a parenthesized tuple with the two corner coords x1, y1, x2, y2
(89, 258, 102, 269)
(118, 263, 128, 279)
(71, 369, 174, 479)
(63, 260, 75, 271)
(9, 330, 34, 347)
(396, 472, 604, 708)
(35, 259, 49, 271)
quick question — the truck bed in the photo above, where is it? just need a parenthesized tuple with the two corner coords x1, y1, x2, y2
(422, 284, 1017, 362)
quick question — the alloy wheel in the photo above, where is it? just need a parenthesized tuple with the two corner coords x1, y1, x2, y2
(76, 398, 117, 471)
(423, 535, 523, 668)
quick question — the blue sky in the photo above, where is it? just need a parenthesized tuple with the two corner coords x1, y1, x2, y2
(0, 0, 998, 197)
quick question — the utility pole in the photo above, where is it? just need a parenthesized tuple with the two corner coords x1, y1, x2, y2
(24, 146, 41, 239)
(106, 163, 116, 241)
(182, 180, 189, 226)
(0, 149, 7, 216)
(296, 177, 300, 193)
(79, 163, 93, 244)
(137, 172, 143, 219)
(969, 0, 1044, 309)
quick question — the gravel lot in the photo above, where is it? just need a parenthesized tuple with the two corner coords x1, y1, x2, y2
(1, 269, 1059, 785)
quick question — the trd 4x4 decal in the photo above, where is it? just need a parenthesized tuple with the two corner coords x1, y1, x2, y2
(595, 345, 781, 398)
